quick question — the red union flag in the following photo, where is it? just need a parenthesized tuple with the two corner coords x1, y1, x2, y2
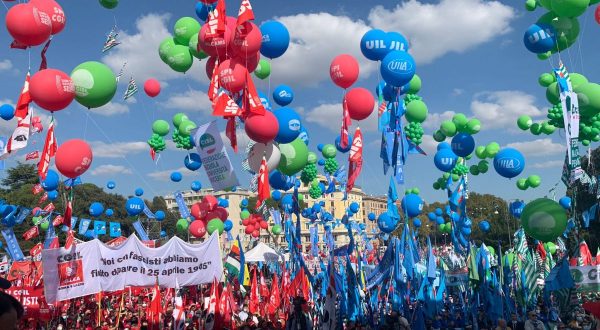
(208, 59, 220, 102)
(30, 243, 43, 259)
(32, 184, 43, 195)
(23, 226, 39, 241)
(256, 156, 269, 208)
(43, 203, 55, 213)
(212, 92, 241, 117)
(243, 72, 265, 115)
(25, 151, 39, 161)
(340, 98, 352, 149)
(52, 215, 64, 227)
(205, 0, 226, 38)
(38, 192, 48, 204)
(38, 118, 57, 180)
(237, 0, 255, 25)
(346, 127, 363, 192)
(14, 71, 31, 122)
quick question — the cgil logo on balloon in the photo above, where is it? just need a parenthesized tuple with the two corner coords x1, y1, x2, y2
(387, 60, 413, 74)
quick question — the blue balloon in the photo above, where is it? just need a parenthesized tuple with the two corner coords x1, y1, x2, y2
(401, 194, 423, 218)
(41, 169, 60, 191)
(509, 200, 526, 218)
(155, 210, 166, 221)
(317, 159, 325, 166)
(240, 199, 249, 208)
(195, 2, 213, 21)
(298, 126, 310, 146)
(105, 209, 114, 217)
(273, 85, 294, 106)
(257, 91, 272, 110)
(413, 218, 422, 228)
(281, 194, 293, 211)
(360, 29, 390, 61)
(191, 180, 202, 192)
(312, 203, 321, 212)
(451, 133, 475, 157)
(386, 32, 409, 53)
(493, 148, 525, 179)
(335, 134, 353, 153)
(218, 198, 229, 208)
(436, 216, 445, 225)
(89, 202, 104, 217)
(0, 241, 3, 248)
(323, 212, 333, 222)
(435, 208, 443, 216)
(317, 143, 324, 152)
(125, 197, 144, 216)
(523, 23, 556, 54)
(479, 220, 490, 232)
(269, 170, 294, 191)
(378, 213, 398, 233)
(380, 51, 415, 87)
(189, 135, 196, 147)
(160, 230, 167, 237)
(224, 219, 233, 231)
(47, 190, 58, 201)
(349, 202, 360, 213)
(0, 104, 15, 121)
(271, 190, 282, 201)
(427, 212, 436, 221)
(368, 212, 376, 221)
(135, 188, 144, 196)
(461, 227, 472, 235)
(106, 181, 116, 189)
(184, 153, 202, 171)
(434, 149, 458, 172)
(359, 223, 366, 231)
(559, 196, 572, 210)
(437, 142, 451, 151)
(274, 107, 301, 144)
(260, 21, 290, 59)
(170, 171, 183, 182)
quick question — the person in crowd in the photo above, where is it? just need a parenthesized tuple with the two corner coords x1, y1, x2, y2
(0, 290, 24, 330)
(511, 312, 526, 330)
(495, 318, 511, 330)
(285, 296, 313, 330)
(524, 310, 546, 330)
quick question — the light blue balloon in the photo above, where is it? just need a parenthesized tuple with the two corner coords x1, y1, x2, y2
(155, 210, 166, 221)
(413, 218, 422, 228)
(273, 85, 294, 106)
(271, 190, 282, 201)
(312, 203, 321, 212)
(218, 198, 229, 208)
(434, 148, 458, 172)
(47, 190, 59, 201)
(493, 148, 525, 179)
(224, 219, 233, 231)
(105, 208, 114, 217)
(451, 133, 475, 157)
(89, 202, 104, 217)
(360, 29, 390, 61)
(41, 170, 60, 191)
(135, 188, 144, 196)
(335, 134, 353, 153)
(125, 197, 144, 216)
(386, 32, 409, 53)
(559, 196, 572, 210)
(427, 212, 436, 221)
(523, 23, 556, 54)
(257, 91, 272, 110)
(349, 202, 360, 213)
(435, 208, 443, 216)
(106, 181, 116, 189)
(170, 171, 183, 182)
(380, 50, 416, 87)
(191, 180, 202, 192)
(461, 227, 472, 235)
(298, 126, 309, 146)
(401, 193, 423, 218)
(260, 21, 290, 59)
(479, 220, 490, 232)
(240, 199, 249, 208)
(274, 107, 301, 144)
(0, 104, 15, 121)
(378, 213, 398, 233)
(184, 153, 202, 171)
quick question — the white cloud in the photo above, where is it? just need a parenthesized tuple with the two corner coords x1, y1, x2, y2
(162, 89, 212, 112)
(504, 138, 563, 157)
(0, 60, 12, 71)
(91, 141, 148, 158)
(422, 110, 455, 130)
(305, 102, 379, 133)
(220, 128, 251, 152)
(470, 91, 544, 130)
(90, 164, 133, 176)
(88, 102, 129, 116)
(147, 166, 194, 181)
(420, 134, 440, 154)
(368, 0, 515, 64)
(273, 13, 376, 87)
(452, 89, 464, 96)
(530, 160, 563, 169)
(102, 14, 204, 84)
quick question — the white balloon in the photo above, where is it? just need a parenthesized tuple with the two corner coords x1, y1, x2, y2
(247, 142, 281, 173)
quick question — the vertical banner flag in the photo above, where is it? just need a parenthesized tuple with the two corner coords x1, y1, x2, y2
(132, 220, 150, 241)
(37, 118, 57, 180)
(192, 121, 239, 191)
(94, 221, 107, 236)
(6, 112, 32, 155)
(2, 228, 25, 261)
(174, 191, 191, 219)
(109, 222, 122, 238)
(79, 218, 92, 235)
(143, 204, 156, 219)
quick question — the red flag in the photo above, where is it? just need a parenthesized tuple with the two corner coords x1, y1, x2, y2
(39, 39, 52, 71)
(206, 277, 221, 330)
(48, 237, 59, 249)
(38, 192, 48, 205)
(25, 151, 39, 161)
(259, 270, 269, 298)
(52, 215, 64, 227)
(536, 242, 547, 260)
(237, 0, 255, 25)
(15, 71, 31, 122)
(340, 97, 351, 149)
(243, 72, 265, 115)
(10, 40, 27, 49)
(267, 274, 280, 317)
(38, 118, 57, 180)
(208, 59, 220, 102)
(65, 230, 75, 249)
(579, 241, 593, 266)
(219, 283, 234, 329)
(256, 156, 269, 208)
(32, 184, 43, 195)
(346, 127, 363, 192)
(378, 100, 387, 117)
(249, 268, 260, 314)
(150, 147, 156, 161)
(23, 226, 40, 241)
(205, 0, 226, 38)
(148, 281, 162, 329)
(212, 92, 241, 117)
(225, 117, 238, 153)
(63, 198, 73, 229)
(43, 203, 55, 213)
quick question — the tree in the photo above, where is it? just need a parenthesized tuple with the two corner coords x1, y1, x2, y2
(1, 163, 38, 191)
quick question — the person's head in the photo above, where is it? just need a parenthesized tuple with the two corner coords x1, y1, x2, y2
(528, 311, 537, 320)
(498, 318, 507, 327)
(511, 313, 518, 321)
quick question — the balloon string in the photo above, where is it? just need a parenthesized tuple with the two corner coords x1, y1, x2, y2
(1, 1, 9, 11)
(28, 49, 31, 71)
(576, 9, 589, 76)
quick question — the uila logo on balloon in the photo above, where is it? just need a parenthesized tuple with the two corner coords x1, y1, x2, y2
(497, 158, 521, 169)
(387, 60, 412, 74)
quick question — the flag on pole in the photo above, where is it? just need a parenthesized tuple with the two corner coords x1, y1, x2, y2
(102, 26, 121, 53)
(173, 279, 185, 330)
(249, 268, 260, 314)
(218, 282, 234, 329)
(205, 277, 220, 330)
(267, 273, 280, 317)
(225, 117, 237, 153)
(224, 236, 244, 280)
(37, 118, 57, 180)
(14, 71, 31, 122)
(123, 77, 138, 100)
(39, 39, 52, 71)
(23, 226, 39, 241)
(346, 127, 363, 192)
(205, 0, 226, 39)
(237, 0, 255, 25)
(6, 112, 32, 154)
(115, 61, 127, 83)
(340, 97, 351, 149)
(256, 156, 270, 208)
(148, 280, 161, 330)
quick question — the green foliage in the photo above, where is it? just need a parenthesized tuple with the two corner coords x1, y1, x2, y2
(1, 162, 38, 191)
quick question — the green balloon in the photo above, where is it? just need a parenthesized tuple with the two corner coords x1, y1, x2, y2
(433, 130, 446, 142)
(451, 174, 460, 181)
(541, 122, 556, 134)
(475, 146, 487, 159)
(254, 59, 271, 80)
(577, 83, 600, 117)
(444, 223, 452, 233)
(407, 74, 422, 94)
(176, 219, 189, 232)
(99, 0, 118, 9)
(546, 82, 560, 105)
(298, 194, 304, 202)
(412, 187, 420, 195)
(525, 0, 537, 11)
(40, 221, 49, 231)
(240, 210, 250, 220)
(189, 33, 208, 59)
(206, 218, 224, 235)
(174, 17, 201, 46)
(440, 120, 457, 137)
(517, 115, 533, 130)
(550, 0, 589, 18)
(278, 138, 309, 175)
(321, 144, 337, 159)
(570, 73, 589, 92)
(173, 113, 188, 127)
(307, 152, 317, 164)
(516, 178, 529, 190)
(405, 100, 428, 123)
(178, 120, 197, 136)
(466, 119, 481, 134)
(521, 198, 567, 242)
(465, 154, 472, 160)
(271, 224, 282, 235)
(438, 223, 445, 232)
(538, 73, 555, 87)
(159, 37, 177, 62)
(152, 120, 170, 136)
(469, 165, 480, 175)
(432, 182, 440, 190)
(582, 139, 590, 146)
(527, 175, 542, 188)
(32, 216, 42, 225)
(530, 123, 542, 135)
(71, 61, 117, 108)
(485, 142, 500, 158)
(452, 113, 469, 132)
(537, 12, 580, 52)
(487, 246, 495, 257)
(545, 242, 557, 254)
(166, 45, 193, 73)
(478, 160, 489, 173)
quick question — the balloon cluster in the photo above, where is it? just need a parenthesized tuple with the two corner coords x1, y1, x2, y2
(321, 145, 339, 175)
(433, 113, 481, 142)
(6, 0, 65, 47)
(171, 113, 196, 150)
(188, 195, 229, 238)
(238, 199, 269, 238)
(516, 175, 542, 190)
(158, 17, 203, 73)
(300, 159, 318, 186)
(148, 119, 170, 153)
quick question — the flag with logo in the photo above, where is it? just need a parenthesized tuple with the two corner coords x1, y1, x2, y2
(267, 273, 280, 317)
(23, 226, 39, 241)
(256, 156, 269, 208)
(78, 218, 92, 235)
(205, 277, 220, 330)
(123, 77, 138, 100)
(102, 26, 120, 53)
(25, 151, 39, 161)
(148, 281, 162, 329)
(94, 220, 106, 236)
(205, 0, 226, 39)
(38, 117, 57, 180)
(237, 0, 255, 25)
(346, 127, 363, 192)
(109, 222, 121, 238)
(14, 71, 31, 121)
(6, 111, 31, 154)
(30, 243, 43, 261)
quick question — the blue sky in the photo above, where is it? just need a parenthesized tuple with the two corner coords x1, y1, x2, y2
(1, 0, 599, 206)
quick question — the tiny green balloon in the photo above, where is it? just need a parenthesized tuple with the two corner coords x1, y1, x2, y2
(321, 144, 337, 159)
(530, 123, 542, 135)
(478, 160, 489, 173)
(517, 115, 533, 130)
(538, 73, 555, 87)
(432, 182, 440, 190)
(407, 74, 422, 94)
(485, 142, 500, 158)
(433, 130, 446, 142)
(307, 152, 317, 164)
(159, 37, 177, 62)
(516, 178, 529, 190)
(278, 138, 309, 176)
(541, 122, 556, 135)
(412, 187, 420, 195)
(176, 219, 189, 231)
(240, 210, 250, 220)
(206, 219, 224, 235)
(440, 120, 457, 137)
(469, 165, 480, 175)
(537, 51, 552, 61)
(99, 0, 118, 9)
(521, 198, 567, 242)
(174, 17, 201, 46)
(40, 221, 49, 231)
(527, 175, 542, 188)
(178, 120, 197, 136)
(452, 113, 469, 131)
(254, 59, 271, 80)
(466, 119, 481, 134)
(271, 224, 282, 235)
(173, 113, 188, 127)
(152, 120, 170, 136)
(475, 146, 487, 159)
(166, 45, 194, 73)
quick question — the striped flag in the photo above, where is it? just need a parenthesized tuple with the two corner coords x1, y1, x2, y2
(14, 71, 31, 122)
(523, 250, 540, 304)
(38, 118, 57, 180)
(224, 236, 245, 282)
(25, 151, 39, 161)
(256, 155, 269, 208)
(102, 26, 120, 53)
(123, 77, 138, 100)
(173, 279, 185, 330)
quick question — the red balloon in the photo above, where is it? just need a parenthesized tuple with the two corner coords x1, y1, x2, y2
(202, 195, 218, 211)
(198, 24, 232, 58)
(345, 87, 375, 121)
(205, 56, 218, 79)
(242, 219, 249, 226)
(211, 207, 229, 221)
(190, 203, 202, 220)
(189, 220, 207, 238)
(232, 22, 262, 57)
(5, 3, 52, 46)
(55, 139, 93, 178)
(259, 221, 268, 230)
(30, 69, 75, 111)
(199, 0, 217, 4)
(30, 0, 65, 35)
(330, 54, 359, 89)
(235, 52, 260, 73)
(218, 59, 248, 93)
(143, 79, 161, 97)
(245, 225, 254, 234)
(251, 230, 260, 238)
(244, 111, 279, 143)
(596, 5, 600, 25)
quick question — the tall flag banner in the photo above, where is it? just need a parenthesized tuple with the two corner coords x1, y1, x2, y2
(224, 236, 245, 282)
(218, 283, 234, 329)
(37, 118, 57, 180)
(256, 156, 270, 208)
(205, 0, 226, 39)
(23, 225, 40, 241)
(39, 39, 52, 71)
(52, 215, 64, 227)
(243, 71, 266, 115)
(208, 59, 220, 101)
(94, 220, 107, 236)
(0, 137, 6, 167)
(237, 0, 255, 25)
(267, 274, 280, 317)
(30, 243, 43, 261)
(123, 77, 138, 100)
(192, 122, 240, 191)
(109, 222, 122, 238)
(78, 218, 92, 234)
(1, 228, 24, 261)
(15, 207, 31, 225)
(173, 191, 191, 219)
(249, 269, 260, 314)
(205, 277, 220, 330)
(346, 127, 363, 192)
(212, 92, 242, 117)
(173, 279, 185, 330)
(143, 204, 156, 219)
(14, 71, 31, 122)
(148, 281, 162, 329)
(102, 26, 120, 53)
(340, 97, 351, 149)
(6, 112, 32, 155)
(132, 220, 150, 241)
(225, 117, 237, 152)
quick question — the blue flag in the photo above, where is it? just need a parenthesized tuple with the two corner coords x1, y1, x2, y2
(427, 237, 436, 281)
(132, 220, 150, 241)
(109, 222, 121, 237)
(79, 218, 92, 234)
(94, 220, 107, 235)
(1, 228, 24, 261)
